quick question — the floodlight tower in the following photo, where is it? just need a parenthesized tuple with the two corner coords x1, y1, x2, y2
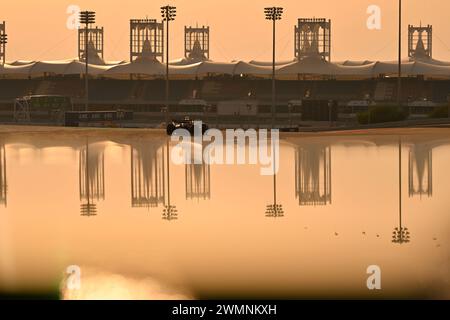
(185, 25, 210, 61)
(130, 19, 164, 62)
(408, 24, 432, 59)
(79, 11, 96, 112)
(265, 7, 283, 129)
(397, 0, 402, 107)
(0, 21, 7, 65)
(161, 5, 176, 126)
(295, 18, 331, 61)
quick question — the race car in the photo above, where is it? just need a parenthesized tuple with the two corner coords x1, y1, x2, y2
(166, 118, 209, 135)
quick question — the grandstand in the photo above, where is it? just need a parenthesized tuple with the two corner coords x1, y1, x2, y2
(1, 17, 450, 125)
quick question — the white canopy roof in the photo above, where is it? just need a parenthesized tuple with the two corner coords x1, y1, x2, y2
(103, 60, 166, 76)
(1, 56, 450, 77)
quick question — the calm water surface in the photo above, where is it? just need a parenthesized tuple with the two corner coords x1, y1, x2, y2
(0, 127, 449, 299)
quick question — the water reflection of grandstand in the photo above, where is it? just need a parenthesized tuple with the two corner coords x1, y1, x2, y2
(295, 144, 332, 206)
(79, 141, 105, 217)
(185, 146, 210, 201)
(131, 141, 165, 208)
(408, 143, 433, 198)
(0, 143, 6, 207)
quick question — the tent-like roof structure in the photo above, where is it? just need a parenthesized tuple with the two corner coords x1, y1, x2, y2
(2, 55, 450, 78)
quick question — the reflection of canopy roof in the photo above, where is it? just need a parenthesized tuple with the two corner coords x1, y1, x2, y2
(2, 56, 450, 77)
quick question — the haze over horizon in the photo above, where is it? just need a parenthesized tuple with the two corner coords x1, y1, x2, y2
(2, 0, 450, 63)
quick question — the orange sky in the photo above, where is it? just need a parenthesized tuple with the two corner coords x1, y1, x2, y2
(2, 0, 450, 62)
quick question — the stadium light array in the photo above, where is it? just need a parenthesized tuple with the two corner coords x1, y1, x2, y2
(264, 7, 283, 129)
(161, 5, 177, 125)
(79, 11, 96, 112)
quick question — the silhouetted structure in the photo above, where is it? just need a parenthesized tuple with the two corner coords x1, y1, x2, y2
(79, 141, 105, 216)
(185, 163, 210, 201)
(266, 141, 284, 218)
(130, 19, 164, 62)
(185, 146, 211, 201)
(265, 6, 283, 129)
(78, 24, 104, 65)
(295, 18, 331, 61)
(295, 145, 332, 206)
(131, 142, 165, 208)
(0, 143, 7, 207)
(185, 25, 209, 62)
(162, 139, 178, 221)
(0, 21, 6, 65)
(408, 24, 432, 59)
(393, 139, 411, 244)
(161, 5, 177, 124)
(408, 143, 433, 198)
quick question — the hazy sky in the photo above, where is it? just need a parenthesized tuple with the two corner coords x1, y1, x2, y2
(2, 0, 450, 62)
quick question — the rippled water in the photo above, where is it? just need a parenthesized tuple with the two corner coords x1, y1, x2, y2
(0, 127, 449, 299)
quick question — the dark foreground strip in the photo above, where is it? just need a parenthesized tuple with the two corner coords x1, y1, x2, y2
(0, 300, 445, 319)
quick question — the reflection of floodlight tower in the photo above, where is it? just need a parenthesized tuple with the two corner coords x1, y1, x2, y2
(185, 156, 211, 201)
(162, 139, 178, 221)
(295, 145, 332, 206)
(79, 11, 97, 112)
(266, 204, 284, 218)
(161, 5, 177, 126)
(0, 144, 7, 207)
(265, 7, 283, 129)
(0, 21, 7, 65)
(130, 19, 164, 62)
(408, 144, 432, 198)
(393, 139, 411, 244)
(266, 139, 284, 218)
(295, 18, 331, 61)
(131, 142, 165, 208)
(408, 24, 432, 59)
(79, 141, 105, 217)
(392, 226, 410, 244)
(185, 25, 209, 62)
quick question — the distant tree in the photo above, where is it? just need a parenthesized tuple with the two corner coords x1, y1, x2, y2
(428, 105, 448, 119)
(357, 106, 408, 125)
